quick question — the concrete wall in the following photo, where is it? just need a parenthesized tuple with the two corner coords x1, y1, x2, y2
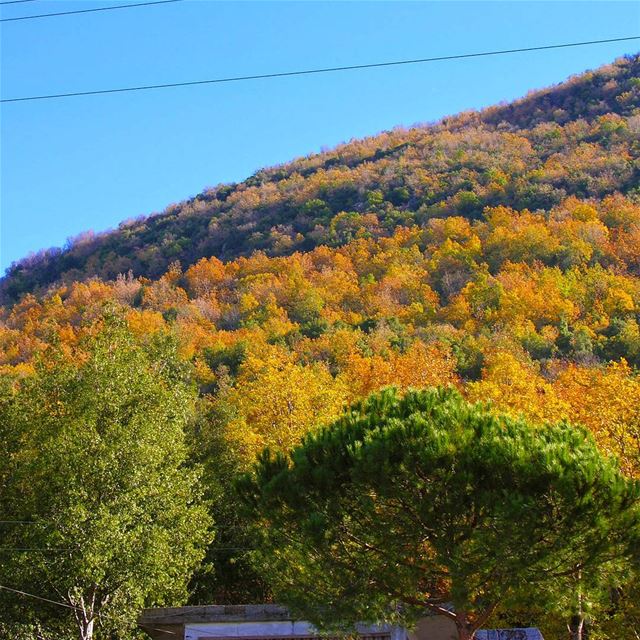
(139, 605, 458, 640)
(185, 619, 405, 640)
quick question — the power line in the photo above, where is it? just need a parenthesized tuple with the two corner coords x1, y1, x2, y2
(0, 548, 73, 552)
(0, 520, 53, 527)
(0, 584, 79, 611)
(0, 520, 39, 524)
(0, 546, 245, 552)
(2, 36, 638, 104)
(0, 584, 177, 635)
(0, 0, 183, 22)
(0, 0, 38, 5)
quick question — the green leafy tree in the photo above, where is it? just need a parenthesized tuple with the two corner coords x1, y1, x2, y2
(187, 389, 272, 605)
(0, 320, 212, 640)
(239, 387, 639, 640)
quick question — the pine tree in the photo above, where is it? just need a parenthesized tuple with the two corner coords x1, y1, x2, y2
(239, 387, 640, 640)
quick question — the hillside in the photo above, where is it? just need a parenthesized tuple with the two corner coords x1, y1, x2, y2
(2, 54, 639, 301)
(2, 54, 640, 473)
(2, 53, 640, 636)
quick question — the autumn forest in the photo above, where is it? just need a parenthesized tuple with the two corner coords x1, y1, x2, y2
(2, 54, 640, 640)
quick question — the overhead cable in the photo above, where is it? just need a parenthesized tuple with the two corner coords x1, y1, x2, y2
(0, 584, 177, 635)
(2, 36, 638, 104)
(1, 0, 182, 22)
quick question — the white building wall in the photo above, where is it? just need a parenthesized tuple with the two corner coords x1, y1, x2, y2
(185, 620, 407, 640)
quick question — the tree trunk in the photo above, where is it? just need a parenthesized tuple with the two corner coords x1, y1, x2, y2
(69, 587, 96, 640)
(78, 617, 94, 640)
(569, 569, 585, 640)
(455, 611, 474, 640)
(569, 614, 584, 640)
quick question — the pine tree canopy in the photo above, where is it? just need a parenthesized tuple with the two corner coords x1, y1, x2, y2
(239, 387, 640, 640)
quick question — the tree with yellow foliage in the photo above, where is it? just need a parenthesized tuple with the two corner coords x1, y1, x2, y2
(555, 360, 640, 477)
(219, 343, 349, 464)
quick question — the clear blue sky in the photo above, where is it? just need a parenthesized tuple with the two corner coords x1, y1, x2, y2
(1, 1, 639, 273)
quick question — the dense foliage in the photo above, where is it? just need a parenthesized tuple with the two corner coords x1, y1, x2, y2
(0, 321, 212, 640)
(239, 387, 640, 640)
(2, 54, 639, 301)
(3, 192, 640, 479)
(2, 54, 640, 638)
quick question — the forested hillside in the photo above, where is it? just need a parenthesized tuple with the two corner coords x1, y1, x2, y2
(2, 54, 640, 640)
(2, 54, 639, 301)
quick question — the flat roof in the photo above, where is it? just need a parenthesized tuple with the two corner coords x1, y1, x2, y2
(139, 605, 293, 625)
